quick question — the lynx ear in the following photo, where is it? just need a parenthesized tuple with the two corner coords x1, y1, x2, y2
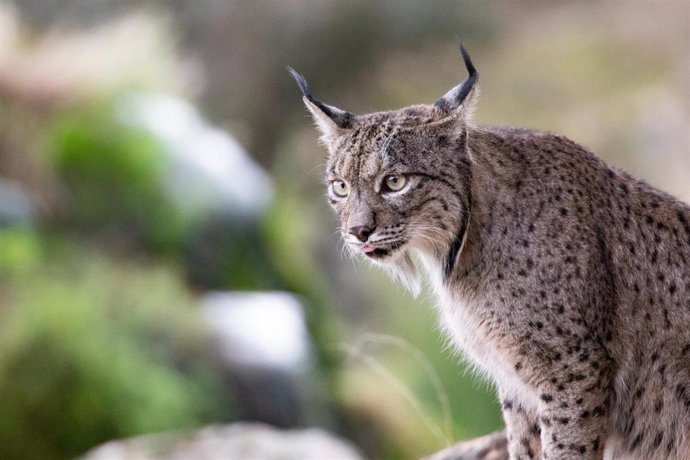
(288, 67, 355, 141)
(434, 44, 478, 117)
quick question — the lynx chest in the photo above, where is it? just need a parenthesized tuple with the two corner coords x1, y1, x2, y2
(420, 252, 540, 408)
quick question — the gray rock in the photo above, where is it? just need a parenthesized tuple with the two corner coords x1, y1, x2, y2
(200, 292, 316, 428)
(119, 93, 275, 288)
(200, 292, 310, 371)
(81, 423, 364, 460)
(422, 431, 508, 460)
(0, 178, 36, 228)
(118, 93, 273, 220)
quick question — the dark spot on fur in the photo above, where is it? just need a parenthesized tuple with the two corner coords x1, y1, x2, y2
(631, 432, 644, 449)
(592, 437, 600, 452)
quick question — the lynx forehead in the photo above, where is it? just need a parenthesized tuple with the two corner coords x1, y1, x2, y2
(292, 45, 690, 460)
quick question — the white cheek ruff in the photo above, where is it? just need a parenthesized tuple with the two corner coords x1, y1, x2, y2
(375, 250, 421, 297)
(417, 251, 539, 411)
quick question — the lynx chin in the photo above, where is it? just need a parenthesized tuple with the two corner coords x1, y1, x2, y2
(290, 45, 690, 460)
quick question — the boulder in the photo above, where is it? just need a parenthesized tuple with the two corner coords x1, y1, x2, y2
(81, 423, 364, 460)
(119, 93, 273, 220)
(200, 292, 325, 428)
(0, 178, 35, 228)
(422, 431, 508, 460)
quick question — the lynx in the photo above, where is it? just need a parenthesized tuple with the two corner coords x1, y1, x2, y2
(290, 45, 690, 459)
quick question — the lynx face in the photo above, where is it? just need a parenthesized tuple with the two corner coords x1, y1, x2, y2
(324, 116, 471, 268)
(289, 49, 477, 293)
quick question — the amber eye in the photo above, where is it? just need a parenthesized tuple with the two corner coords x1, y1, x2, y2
(384, 175, 407, 192)
(331, 180, 350, 198)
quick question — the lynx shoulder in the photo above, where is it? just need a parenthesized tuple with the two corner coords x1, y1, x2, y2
(291, 46, 690, 460)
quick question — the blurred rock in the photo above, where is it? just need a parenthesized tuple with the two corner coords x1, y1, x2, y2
(119, 93, 276, 288)
(0, 178, 35, 227)
(423, 431, 508, 460)
(81, 423, 364, 460)
(119, 93, 273, 218)
(201, 291, 309, 370)
(201, 292, 320, 428)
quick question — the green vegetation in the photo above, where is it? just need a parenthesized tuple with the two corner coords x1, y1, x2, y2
(0, 237, 233, 460)
(47, 105, 191, 253)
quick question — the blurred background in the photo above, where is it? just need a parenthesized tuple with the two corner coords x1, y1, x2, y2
(0, 1, 687, 459)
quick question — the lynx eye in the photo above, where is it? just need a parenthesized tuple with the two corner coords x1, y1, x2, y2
(383, 175, 407, 192)
(331, 180, 350, 198)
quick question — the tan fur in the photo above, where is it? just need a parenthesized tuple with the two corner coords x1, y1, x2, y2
(295, 52, 690, 459)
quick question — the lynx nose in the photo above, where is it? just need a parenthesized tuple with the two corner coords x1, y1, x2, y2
(349, 225, 374, 242)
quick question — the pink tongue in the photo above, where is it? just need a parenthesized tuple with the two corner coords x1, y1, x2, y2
(361, 243, 376, 253)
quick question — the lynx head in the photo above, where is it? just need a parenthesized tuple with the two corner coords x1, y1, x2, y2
(290, 45, 478, 296)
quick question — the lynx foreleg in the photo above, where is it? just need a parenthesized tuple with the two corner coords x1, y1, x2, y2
(499, 391, 542, 460)
(535, 348, 613, 460)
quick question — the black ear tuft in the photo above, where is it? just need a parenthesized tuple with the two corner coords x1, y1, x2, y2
(459, 43, 477, 83)
(287, 66, 312, 99)
(434, 43, 479, 113)
(287, 66, 356, 130)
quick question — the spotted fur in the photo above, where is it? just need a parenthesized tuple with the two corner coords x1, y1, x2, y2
(292, 47, 690, 459)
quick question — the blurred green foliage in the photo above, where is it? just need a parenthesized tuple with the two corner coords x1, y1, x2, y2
(47, 105, 191, 253)
(262, 182, 347, 395)
(0, 236, 233, 460)
(341, 269, 503, 457)
(0, 228, 41, 276)
(46, 102, 287, 294)
(184, 213, 281, 290)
